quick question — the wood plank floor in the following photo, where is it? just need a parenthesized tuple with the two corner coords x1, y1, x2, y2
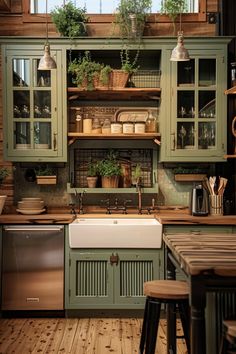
(0, 318, 187, 354)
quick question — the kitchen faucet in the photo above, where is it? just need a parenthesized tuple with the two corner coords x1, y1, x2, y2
(136, 178, 143, 214)
(73, 189, 86, 215)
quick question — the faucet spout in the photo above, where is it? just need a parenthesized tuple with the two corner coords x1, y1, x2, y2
(136, 179, 142, 214)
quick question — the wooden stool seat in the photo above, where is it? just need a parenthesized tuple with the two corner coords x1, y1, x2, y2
(144, 280, 189, 300)
(220, 320, 236, 353)
(139, 279, 190, 354)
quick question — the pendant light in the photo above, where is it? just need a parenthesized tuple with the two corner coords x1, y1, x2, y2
(38, 0, 57, 70)
(170, 12, 190, 62)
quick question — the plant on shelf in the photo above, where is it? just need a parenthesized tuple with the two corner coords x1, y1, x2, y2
(115, 0, 152, 41)
(0, 167, 9, 214)
(112, 48, 140, 89)
(0, 167, 10, 186)
(68, 51, 112, 91)
(87, 160, 99, 188)
(97, 151, 122, 188)
(51, 1, 88, 38)
(160, 0, 187, 34)
(35, 165, 57, 185)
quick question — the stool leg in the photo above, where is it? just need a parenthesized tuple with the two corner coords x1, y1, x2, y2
(179, 301, 191, 354)
(139, 298, 149, 354)
(167, 302, 177, 354)
(145, 298, 161, 354)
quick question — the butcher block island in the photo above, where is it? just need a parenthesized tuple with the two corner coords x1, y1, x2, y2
(164, 232, 236, 354)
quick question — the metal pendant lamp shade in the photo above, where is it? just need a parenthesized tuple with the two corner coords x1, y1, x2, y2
(38, 0, 57, 70)
(38, 43, 57, 70)
(170, 31, 190, 62)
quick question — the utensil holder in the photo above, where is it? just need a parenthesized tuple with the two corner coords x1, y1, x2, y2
(209, 195, 223, 216)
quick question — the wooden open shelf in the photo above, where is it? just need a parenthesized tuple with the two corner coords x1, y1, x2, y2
(224, 154, 236, 159)
(68, 87, 161, 100)
(68, 132, 161, 145)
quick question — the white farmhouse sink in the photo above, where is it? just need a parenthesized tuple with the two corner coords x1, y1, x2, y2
(69, 218, 162, 248)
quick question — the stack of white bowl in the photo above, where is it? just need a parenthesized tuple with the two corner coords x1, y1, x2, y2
(17, 197, 45, 215)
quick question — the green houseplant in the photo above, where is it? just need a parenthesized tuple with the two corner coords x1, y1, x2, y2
(160, 0, 187, 34)
(98, 151, 122, 188)
(68, 51, 112, 91)
(51, 1, 88, 38)
(115, 0, 152, 40)
(87, 161, 99, 188)
(0, 167, 9, 215)
(35, 165, 57, 185)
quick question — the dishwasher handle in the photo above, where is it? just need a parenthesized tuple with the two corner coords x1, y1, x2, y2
(3, 226, 64, 232)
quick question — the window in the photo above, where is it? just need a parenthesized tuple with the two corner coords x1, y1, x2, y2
(30, 0, 199, 14)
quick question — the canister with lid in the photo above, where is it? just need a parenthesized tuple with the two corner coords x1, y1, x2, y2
(123, 121, 134, 134)
(111, 122, 123, 134)
(134, 121, 145, 134)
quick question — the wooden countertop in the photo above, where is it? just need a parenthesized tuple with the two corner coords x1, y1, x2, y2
(163, 233, 236, 276)
(0, 214, 75, 224)
(0, 211, 235, 225)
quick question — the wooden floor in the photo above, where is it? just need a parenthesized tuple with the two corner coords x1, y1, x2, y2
(0, 318, 187, 354)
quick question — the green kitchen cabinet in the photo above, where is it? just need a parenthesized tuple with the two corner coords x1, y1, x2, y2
(65, 245, 161, 310)
(1, 43, 67, 162)
(160, 39, 230, 162)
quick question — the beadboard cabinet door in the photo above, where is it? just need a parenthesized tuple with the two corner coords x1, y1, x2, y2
(2, 44, 67, 162)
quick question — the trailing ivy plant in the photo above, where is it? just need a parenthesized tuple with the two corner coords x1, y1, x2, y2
(120, 48, 140, 74)
(51, 1, 88, 38)
(160, 0, 188, 34)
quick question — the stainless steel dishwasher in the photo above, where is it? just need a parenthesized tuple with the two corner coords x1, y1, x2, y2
(1, 225, 64, 310)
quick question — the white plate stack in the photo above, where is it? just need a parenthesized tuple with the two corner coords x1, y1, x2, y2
(16, 197, 46, 215)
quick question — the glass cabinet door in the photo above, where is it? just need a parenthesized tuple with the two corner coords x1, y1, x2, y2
(4, 48, 65, 162)
(12, 58, 53, 151)
(169, 52, 227, 161)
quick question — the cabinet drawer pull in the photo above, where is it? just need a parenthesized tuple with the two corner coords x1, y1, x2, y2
(110, 253, 119, 266)
(171, 132, 176, 151)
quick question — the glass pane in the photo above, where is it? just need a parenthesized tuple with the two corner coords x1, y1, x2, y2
(33, 59, 51, 87)
(34, 91, 51, 118)
(13, 91, 30, 118)
(177, 122, 195, 149)
(199, 59, 216, 86)
(30, 0, 199, 14)
(12, 59, 30, 87)
(198, 122, 216, 149)
(34, 122, 51, 149)
(14, 122, 31, 147)
(177, 91, 195, 118)
(199, 91, 215, 118)
(177, 60, 195, 87)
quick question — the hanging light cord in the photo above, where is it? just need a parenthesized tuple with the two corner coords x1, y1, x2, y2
(45, 0, 49, 44)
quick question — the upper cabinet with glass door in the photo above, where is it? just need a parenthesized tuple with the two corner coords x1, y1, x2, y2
(161, 43, 229, 162)
(3, 47, 66, 162)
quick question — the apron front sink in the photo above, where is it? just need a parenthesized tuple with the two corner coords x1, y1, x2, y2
(69, 218, 162, 248)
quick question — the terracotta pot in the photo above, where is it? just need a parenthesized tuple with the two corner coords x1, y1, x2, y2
(101, 176, 119, 188)
(87, 176, 98, 188)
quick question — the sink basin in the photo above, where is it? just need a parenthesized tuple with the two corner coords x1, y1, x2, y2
(69, 218, 162, 248)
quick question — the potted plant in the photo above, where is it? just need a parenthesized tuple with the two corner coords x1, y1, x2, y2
(68, 51, 112, 91)
(51, 1, 88, 38)
(115, 0, 152, 40)
(112, 48, 140, 89)
(97, 151, 122, 188)
(0, 167, 9, 214)
(87, 161, 99, 188)
(35, 165, 57, 185)
(160, 0, 187, 34)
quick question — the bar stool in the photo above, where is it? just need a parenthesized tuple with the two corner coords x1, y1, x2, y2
(139, 280, 190, 354)
(220, 320, 236, 353)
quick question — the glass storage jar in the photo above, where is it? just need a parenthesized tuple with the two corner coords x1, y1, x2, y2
(145, 110, 156, 133)
(102, 118, 111, 134)
(92, 118, 102, 134)
(111, 122, 123, 134)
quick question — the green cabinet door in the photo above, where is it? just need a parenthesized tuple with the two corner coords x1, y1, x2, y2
(2, 44, 67, 162)
(113, 249, 160, 308)
(67, 250, 114, 309)
(160, 40, 229, 162)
